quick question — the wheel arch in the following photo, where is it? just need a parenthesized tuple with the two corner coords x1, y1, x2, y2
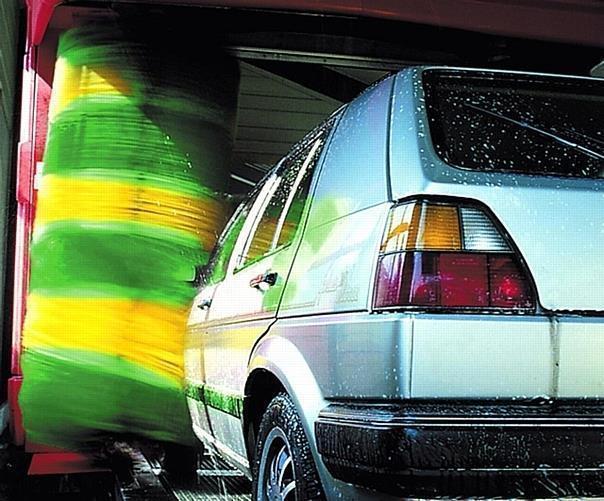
(243, 368, 285, 464)
(243, 334, 327, 466)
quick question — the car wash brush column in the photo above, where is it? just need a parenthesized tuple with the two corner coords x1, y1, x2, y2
(19, 22, 239, 448)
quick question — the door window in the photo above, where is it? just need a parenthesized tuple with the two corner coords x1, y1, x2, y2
(204, 178, 269, 284)
(204, 200, 252, 285)
(238, 134, 327, 268)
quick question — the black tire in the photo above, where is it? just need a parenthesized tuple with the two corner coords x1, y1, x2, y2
(252, 393, 325, 501)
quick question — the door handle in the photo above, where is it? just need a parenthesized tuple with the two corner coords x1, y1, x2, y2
(249, 271, 278, 289)
(197, 298, 212, 310)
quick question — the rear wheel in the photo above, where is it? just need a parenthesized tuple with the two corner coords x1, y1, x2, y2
(252, 393, 324, 501)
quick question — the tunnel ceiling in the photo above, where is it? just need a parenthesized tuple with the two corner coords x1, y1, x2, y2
(45, 3, 603, 193)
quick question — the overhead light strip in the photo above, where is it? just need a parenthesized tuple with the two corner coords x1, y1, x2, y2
(225, 46, 408, 70)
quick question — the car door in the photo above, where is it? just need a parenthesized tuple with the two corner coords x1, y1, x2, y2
(192, 123, 334, 467)
(185, 181, 268, 453)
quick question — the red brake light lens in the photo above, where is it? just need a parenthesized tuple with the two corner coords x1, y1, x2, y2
(374, 201, 534, 311)
(488, 255, 533, 308)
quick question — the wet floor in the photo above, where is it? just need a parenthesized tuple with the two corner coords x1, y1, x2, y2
(4, 434, 604, 500)
(162, 452, 251, 501)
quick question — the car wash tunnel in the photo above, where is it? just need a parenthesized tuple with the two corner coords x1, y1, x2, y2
(0, 1, 603, 500)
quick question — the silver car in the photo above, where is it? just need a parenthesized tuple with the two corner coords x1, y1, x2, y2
(185, 66, 604, 499)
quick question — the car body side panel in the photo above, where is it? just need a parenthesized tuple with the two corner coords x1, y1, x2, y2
(201, 319, 275, 396)
(279, 77, 394, 318)
(190, 168, 307, 455)
(189, 250, 287, 459)
(186, 319, 271, 460)
(206, 407, 248, 459)
(185, 100, 342, 470)
(247, 334, 327, 454)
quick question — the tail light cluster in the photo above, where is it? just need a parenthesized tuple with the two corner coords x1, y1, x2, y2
(374, 199, 535, 311)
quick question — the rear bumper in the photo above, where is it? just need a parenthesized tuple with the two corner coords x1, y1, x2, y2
(316, 400, 604, 496)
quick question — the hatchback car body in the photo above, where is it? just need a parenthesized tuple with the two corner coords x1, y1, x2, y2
(185, 66, 604, 499)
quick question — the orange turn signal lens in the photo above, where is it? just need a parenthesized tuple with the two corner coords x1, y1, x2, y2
(381, 201, 461, 252)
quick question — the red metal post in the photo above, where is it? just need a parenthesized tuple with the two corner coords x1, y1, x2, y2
(9, 34, 52, 444)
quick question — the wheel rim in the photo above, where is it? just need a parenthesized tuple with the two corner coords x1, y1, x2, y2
(258, 427, 296, 501)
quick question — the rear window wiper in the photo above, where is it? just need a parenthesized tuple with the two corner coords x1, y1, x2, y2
(464, 102, 604, 161)
(550, 125, 604, 150)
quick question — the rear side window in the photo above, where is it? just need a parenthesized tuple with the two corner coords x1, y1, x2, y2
(423, 70, 604, 178)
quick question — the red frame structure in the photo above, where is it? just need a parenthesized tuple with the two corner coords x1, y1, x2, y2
(10, 34, 53, 446)
(9, 0, 604, 446)
(25, 0, 604, 47)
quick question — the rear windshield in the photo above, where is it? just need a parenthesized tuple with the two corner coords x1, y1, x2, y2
(423, 70, 604, 178)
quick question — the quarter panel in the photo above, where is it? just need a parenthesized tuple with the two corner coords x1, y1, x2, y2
(272, 313, 413, 399)
(305, 76, 394, 225)
(280, 203, 390, 316)
(247, 331, 395, 501)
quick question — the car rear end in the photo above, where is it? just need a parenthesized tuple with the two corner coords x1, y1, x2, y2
(315, 67, 604, 496)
